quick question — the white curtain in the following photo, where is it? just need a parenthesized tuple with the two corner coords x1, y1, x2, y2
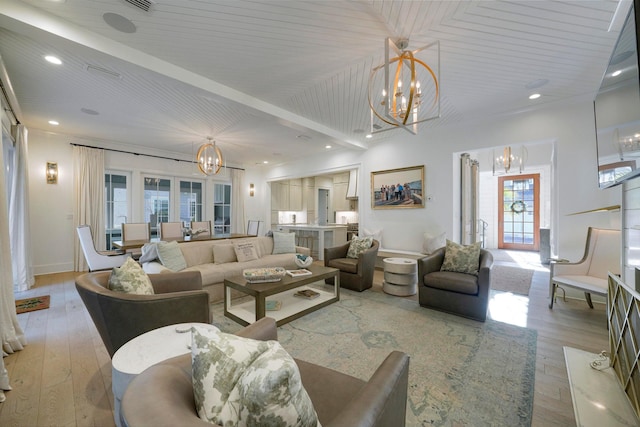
(9, 125, 34, 292)
(230, 168, 245, 234)
(73, 146, 105, 272)
(0, 123, 26, 400)
(460, 153, 479, 245)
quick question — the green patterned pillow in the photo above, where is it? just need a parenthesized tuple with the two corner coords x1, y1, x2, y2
(346, 236, 373, 259)
(108, 257, 154, 295)
(440, 240, 481, 276)
(191, 326, 319, 427)
(157, 241, 187, 271)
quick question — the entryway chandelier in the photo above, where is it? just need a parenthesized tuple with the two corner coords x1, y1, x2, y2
(196, 137, 223, 176)
(492, 146, 528, 175)
(368, 38, 440, 136)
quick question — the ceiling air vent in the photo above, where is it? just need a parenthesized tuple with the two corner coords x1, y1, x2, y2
(123, 0, 154, 12)
(86, 64, 122, 80)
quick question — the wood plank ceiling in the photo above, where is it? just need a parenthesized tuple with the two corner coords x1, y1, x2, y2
(0, 0, 626, 167)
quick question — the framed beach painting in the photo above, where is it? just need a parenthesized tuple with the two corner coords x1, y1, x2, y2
(371, 165, 425, 209)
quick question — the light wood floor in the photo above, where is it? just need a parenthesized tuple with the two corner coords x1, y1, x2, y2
(0, 252, 607, 427)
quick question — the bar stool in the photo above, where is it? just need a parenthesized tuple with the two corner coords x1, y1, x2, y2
(296, 230, 314, 254)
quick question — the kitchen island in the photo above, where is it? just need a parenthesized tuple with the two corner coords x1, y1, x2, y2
(277, 224, 348, 260)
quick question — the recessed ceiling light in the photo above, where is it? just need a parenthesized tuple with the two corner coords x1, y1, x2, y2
(48, 120, 59, 126)
(612, 70, 623, 77)
(325, 145, 332, 149)
(263, 160, 269, 164)
(44, 55, 62, 65)
(529, 93, 541, 100)
(103, 12, 137, 33)
(365, 134, 372, 139)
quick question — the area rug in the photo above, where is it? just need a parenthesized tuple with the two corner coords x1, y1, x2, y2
(212, 286, 537, 426)
(491, 265, 534, 295)
(15, 295, 50, 314)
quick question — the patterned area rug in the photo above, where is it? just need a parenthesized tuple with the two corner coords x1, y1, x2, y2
(212, 285, 537, 426)
(491, 265, 535, 295)
(15, 295, 50, 314)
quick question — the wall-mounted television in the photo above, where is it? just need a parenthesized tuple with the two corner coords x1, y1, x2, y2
(594, 1, 640, 189)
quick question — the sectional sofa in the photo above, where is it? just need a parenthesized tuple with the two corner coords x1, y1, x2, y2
(141, 236, 310, 303)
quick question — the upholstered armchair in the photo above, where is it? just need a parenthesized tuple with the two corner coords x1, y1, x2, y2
(417, 247, 493, 322)
(121, 317, 410, 427)
(75, 270, 210, 357)
(324, 239, 380, 292)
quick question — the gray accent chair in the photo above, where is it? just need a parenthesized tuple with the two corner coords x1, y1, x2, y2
(75, 270, 209, 357)
(324, 239, 380, 292)
(417, 247, 493, 322)
(121, 317, 410, 427)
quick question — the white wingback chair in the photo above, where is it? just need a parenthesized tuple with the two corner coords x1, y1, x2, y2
(77, 225, 130, 271)
(549, 227, 621, 309)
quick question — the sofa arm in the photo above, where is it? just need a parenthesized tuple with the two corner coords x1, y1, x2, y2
(296, 246, 311, 256)
(551, 260, 589, 277)
(324, 242, 350, 264)
(96, 291, 210, 357)
(150, 271, 202, 294)
(235, 317, 278, 341)
(477, 249, 494, 296)
(327, 351, 410, 427)
(121, 318, 280, 427)
(417, 247, 446, 278)
(142, 261, 170, 274)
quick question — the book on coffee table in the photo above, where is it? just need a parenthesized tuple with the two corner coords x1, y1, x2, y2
(286, 269, 313, 277)
(294, 289, 320, 299)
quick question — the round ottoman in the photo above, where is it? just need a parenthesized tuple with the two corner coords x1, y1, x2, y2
(382, 257, 418, 296)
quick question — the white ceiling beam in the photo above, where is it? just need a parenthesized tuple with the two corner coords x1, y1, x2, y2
(0, 0, 367, 150)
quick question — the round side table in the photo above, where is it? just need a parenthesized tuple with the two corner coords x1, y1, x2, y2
(382, 257, 418, 296)
(111, 322, 218, 427)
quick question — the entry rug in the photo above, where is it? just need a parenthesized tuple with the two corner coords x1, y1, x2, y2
(15, 295, 50, 314)
(212, 285, 537, 426)
(491, 264, 534, 296)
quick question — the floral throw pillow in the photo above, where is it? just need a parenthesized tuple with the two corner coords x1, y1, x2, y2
(108, 257, 154, 295)
(440, 240, 482, 276)
(191, 326, 319, 427)
(346, 236, 373, 259)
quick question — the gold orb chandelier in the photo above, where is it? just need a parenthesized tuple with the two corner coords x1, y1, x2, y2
(196, 137, 223, 176)
(368, 38, 440, 136)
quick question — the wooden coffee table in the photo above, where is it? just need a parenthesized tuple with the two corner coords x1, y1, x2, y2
(224, 264, 340, 326)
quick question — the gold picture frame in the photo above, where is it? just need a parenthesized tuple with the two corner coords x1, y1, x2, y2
(371, 165, 425, 209)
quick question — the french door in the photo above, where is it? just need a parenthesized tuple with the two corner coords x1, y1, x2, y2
(498, 174, 540, 250)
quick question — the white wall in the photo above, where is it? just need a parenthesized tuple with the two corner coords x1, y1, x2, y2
(262, 99, 623, 261)
(26, 130, 237, 274)
(23, 97, 626, 274)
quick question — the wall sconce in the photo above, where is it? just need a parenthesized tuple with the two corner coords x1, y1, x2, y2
(249, 183, 255, 197)
(46, 162, 58, 184)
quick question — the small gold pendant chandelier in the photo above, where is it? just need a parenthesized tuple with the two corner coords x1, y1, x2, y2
(196, 137, 223, 176)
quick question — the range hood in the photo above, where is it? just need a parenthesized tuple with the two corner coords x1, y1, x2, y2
(346, 169, 358, 199)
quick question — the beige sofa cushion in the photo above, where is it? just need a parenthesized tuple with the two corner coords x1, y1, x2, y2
(179, 240, 217, 267)
(214, 244, 237, 264)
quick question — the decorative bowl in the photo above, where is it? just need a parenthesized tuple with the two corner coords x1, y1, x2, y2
(295, 254, 313, 268)
(242, 267, 286, 283)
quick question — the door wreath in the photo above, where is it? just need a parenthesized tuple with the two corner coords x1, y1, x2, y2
(510, 200, 526, 214)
